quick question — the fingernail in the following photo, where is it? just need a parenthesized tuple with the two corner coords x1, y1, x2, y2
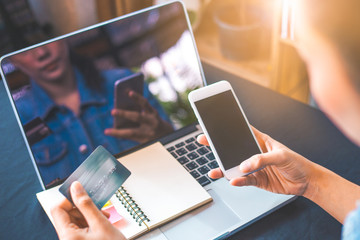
(240, 160, 251, 172)
(196, 134, 206, 144)
(71, 181, 85, 196)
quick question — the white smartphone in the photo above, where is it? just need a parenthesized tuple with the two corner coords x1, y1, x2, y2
(188, 80, 263, 179)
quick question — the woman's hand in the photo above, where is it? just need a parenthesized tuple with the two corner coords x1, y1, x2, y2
(51, 181, 126, 240)
(105, 91, 173, 143)
(198, 127, 319, 197)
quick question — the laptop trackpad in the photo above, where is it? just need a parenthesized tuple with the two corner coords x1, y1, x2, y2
(160, 189, 241, 240)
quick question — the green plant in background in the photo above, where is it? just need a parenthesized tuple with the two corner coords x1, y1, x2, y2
(144, 74, 198, 128)
(144, 74, 157, 84)
(160, 88, 198, 127)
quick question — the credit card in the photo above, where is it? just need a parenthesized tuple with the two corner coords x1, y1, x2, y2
(59, 145, 131, 209)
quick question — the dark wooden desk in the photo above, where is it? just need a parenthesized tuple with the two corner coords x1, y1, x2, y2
(1, 62, 359, 240)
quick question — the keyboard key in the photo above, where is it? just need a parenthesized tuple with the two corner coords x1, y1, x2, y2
(195, 141, 203, 147)
(170, 152, 177, 158)
(197, 147, 209, 155)
(208, 161, 219, 169)
(185, 143, 197, 151)
(197, 176, 211, 186)
(190, 170, 200, 179)
(210, 177, 219, 182)
(186, 162, 198, 171)
(206, 153, 215, 160)
(167, 146, 175, 152)
(185, 137, 195, 143)
(187, 152, 199, 160)
(175, 142, 185, 148)
(175, 148, 187, 156)
(196, 157, 208, 165)
(177, 156, 189, 165)
(198, 166, 210, 175)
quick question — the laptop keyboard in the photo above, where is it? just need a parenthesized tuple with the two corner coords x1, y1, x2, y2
(166, 136, 219, 187)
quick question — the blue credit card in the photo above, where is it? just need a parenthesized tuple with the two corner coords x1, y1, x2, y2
(59, 145, 131, 209)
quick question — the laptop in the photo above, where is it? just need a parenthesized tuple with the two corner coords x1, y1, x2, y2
(0, 1, 295, 239)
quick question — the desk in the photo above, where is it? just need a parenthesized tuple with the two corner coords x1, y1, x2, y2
(1, 62, 359, 240)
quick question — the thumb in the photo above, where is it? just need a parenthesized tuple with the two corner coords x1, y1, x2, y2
(196, 134, 209, 146)
(71, 181, 107, 227)
(240, 149, 286, 173)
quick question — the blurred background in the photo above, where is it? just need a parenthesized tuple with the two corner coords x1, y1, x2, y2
(0, 0, 309, 104)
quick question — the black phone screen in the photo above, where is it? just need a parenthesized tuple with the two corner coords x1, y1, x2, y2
(114, 72, 144, 111)
(114, 72, 144, 128)
(194, 90, 261, 170)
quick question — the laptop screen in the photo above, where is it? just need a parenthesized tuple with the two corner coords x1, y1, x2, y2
(0, 2, 204, 188)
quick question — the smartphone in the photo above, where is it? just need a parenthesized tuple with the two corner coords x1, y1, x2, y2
(188, 80, 262, 179)
(114, 72, 144, 128)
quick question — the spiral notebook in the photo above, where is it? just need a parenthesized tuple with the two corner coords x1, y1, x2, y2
(109, 142, 212, 239)
(36, 142, 212, 239)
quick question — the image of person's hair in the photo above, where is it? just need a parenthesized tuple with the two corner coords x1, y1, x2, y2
(303, 0, 360, 90)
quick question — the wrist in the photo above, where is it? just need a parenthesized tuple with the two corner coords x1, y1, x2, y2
(300, 161, 360, 223)
(302, 163, 328, 201)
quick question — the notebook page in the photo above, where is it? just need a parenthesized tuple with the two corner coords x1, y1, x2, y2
(36, 186, 64, 225)
(118, 142, 212, 230)
(110, 195, 148, 239)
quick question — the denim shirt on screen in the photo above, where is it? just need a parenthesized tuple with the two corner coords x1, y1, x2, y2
(16, 67, 171, 185)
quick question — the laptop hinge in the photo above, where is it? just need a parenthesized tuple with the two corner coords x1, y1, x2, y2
(113, 123, 199, 159)
(159, 123, 198, 145)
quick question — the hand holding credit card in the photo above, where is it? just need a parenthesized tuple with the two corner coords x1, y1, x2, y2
(59, 146, 131, 209)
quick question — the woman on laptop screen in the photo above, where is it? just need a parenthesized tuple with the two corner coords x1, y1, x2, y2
(2, 2, 204, 190)
(8, 40, 174, 187)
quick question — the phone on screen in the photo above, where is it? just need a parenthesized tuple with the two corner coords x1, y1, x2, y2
(188, 80, 262, 179)
(114, 72, 144, 128)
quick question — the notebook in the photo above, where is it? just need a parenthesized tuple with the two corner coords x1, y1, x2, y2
(36, 142, 212, 239)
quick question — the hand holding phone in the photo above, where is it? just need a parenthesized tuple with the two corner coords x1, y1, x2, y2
(188, 80, 262, 179)
(114, 72, 144, 128)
